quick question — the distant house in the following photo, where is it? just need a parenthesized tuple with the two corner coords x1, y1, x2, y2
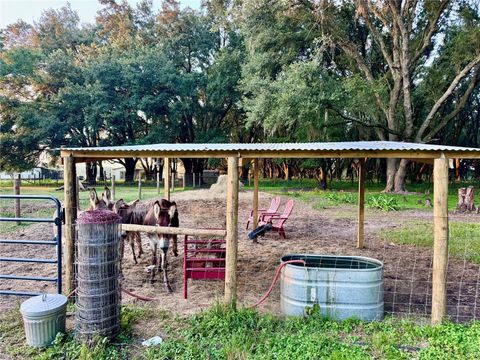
(0, 166, 63, 180)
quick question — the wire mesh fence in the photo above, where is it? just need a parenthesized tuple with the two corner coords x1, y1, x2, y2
(75, 210, 122, 342)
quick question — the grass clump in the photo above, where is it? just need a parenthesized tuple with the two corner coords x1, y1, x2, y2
(381, 221, 480, 264)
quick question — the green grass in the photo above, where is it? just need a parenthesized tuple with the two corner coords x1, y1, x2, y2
(0, 304, 154, 360)
(3, 305, 479, 360)
(380, 221, 480, 264)
(251, 178, 480, 212)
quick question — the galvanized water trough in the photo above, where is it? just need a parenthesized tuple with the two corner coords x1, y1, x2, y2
(281, 254, 384, 321)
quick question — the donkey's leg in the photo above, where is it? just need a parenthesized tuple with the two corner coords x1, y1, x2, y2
(160, 248, 172, 293)
(150, 243, 158, 284)
(159, 236, 172, 292)
(171, 235, 178, 257)
(135, 232, 144, 258)
(119, 234, 126, 262)
(129, 234, 137, 264)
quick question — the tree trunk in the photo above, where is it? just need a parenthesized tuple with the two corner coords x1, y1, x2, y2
(393, 159, 409, 192)
(85, 162, 97, 185)
(124, 158, 137, 183)
(240, 164, 249, 182)
(384, 158, 398, 192)
(99, 162, 104, 181)
(317, 167, 327, 190)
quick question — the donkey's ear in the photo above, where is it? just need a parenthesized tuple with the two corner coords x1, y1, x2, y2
(102, 187, 111, 201)
(113, 199, 124, 212)
(89, 189, 98, 205)
(153, 202, 161, 220)
(127, 199, 139, 208)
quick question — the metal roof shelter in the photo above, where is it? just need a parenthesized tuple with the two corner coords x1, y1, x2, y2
(61, 141, 480, 160)
(60, 141, 480, 324)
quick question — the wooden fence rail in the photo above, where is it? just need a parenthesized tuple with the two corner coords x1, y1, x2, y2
(121, 224, 226, 237)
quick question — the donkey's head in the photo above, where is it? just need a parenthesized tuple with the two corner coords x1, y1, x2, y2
(113, 198, 139, 222)
(89, 189, 108, 210)
(152, 200, 178, 227)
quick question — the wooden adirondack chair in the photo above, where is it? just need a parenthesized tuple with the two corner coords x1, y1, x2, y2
(259, 199, 294, 239)
(246, 196, 281, 229)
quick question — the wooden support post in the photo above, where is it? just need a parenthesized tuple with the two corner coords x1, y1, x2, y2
(138, 172, 142, 200)
(171, 170, 175, 192)
(252, 159, 259, 229)
(14, 174, 20, 224)
(156, 170, 160, 195)
(164, 158, 170, 200)
(225, 156, 239, 307)
(76, 177, 81, 211)
(357, 158, 366, 249)
(193, 172, 196, 188)
(111, 175, 116, 201)
(182, 174, 186, 189)
(64, 156, 78, 293)
(431, 156, 449, 325)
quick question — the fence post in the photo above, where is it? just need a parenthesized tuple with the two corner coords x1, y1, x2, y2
(182, 174, 186, 189)
(252, 159, 259, 229)
(156, 170, 160, 195)
(64, 155, 78, 293)
(111, 175, 116, 201)
(192, 172, 196, 189)
(224, 156, 239, 307)
(76, 177, 81, 211)
(171, 171, 175, 192)
(164, 158, 171, 201)
(357, 158, 366, 249)
(14, 174, 20, 224)
(431, 155, 449, 325)
(138, 172, 142, 200)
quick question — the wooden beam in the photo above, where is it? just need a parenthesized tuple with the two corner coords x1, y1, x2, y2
(225, 156, 239, 307)
(64, 156, 77, 293)
(164, 158, 170, 201)
(252, 159, 259, 229)
(121, 224, 226, 237)
(431, 156, 449, 325)
(357, 158, 366, 249)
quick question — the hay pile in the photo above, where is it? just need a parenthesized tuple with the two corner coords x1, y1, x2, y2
(209, 175, 244, 196)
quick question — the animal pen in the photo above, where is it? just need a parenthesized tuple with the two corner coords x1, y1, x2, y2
(59, 141, 480, 325)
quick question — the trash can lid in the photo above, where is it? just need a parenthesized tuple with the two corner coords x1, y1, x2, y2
(20, 294, 68, 317)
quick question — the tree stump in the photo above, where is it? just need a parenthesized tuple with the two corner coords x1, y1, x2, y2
(465, 186, 476, 211)
(456, 186, 476, 212)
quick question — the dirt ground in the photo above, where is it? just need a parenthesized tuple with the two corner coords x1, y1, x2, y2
(1, 189, 479, 324)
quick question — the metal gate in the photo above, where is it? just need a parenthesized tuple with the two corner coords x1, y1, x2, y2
(0, 195, 63, 296)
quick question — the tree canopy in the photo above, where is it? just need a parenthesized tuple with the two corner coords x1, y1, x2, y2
(1, 0, 479, 188)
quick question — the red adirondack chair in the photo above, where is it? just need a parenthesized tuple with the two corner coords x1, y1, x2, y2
(258, 199, 294, 239)
(183, 234, 226, 299)
(246, 196, 281, 229)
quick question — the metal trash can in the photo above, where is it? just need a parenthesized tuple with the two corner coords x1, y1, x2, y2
(20, 294, 68, 347)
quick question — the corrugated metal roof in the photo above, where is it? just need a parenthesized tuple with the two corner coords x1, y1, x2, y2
(60, 141, 480, 153)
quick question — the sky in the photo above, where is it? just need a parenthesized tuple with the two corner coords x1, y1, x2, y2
(0, 0, 201, 28)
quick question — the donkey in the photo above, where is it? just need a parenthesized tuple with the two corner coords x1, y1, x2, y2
(87, 189, 143, 264)
(113, 198, 144, 264)
(143, 199, 179, 291)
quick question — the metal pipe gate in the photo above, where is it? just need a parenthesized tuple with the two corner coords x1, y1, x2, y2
(0, 195, 63, 296)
